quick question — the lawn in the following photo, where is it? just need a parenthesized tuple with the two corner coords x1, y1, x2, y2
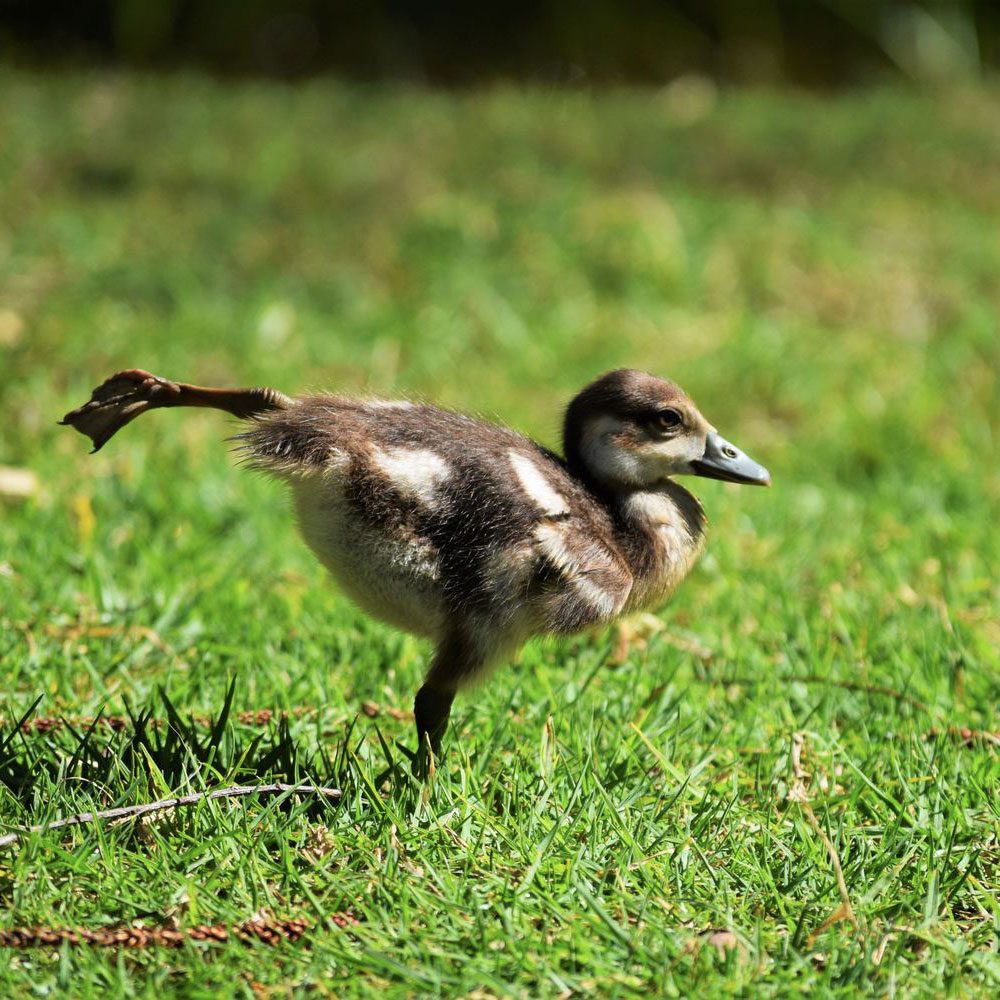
(1, 70, 999, 997)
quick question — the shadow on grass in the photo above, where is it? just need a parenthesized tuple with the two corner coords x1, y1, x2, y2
(0, 681, 356, 814)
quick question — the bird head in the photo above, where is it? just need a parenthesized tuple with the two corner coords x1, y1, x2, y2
(563, 369, 771, 492)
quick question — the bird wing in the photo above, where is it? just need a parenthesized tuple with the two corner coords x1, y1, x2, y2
(531, 519, 633, 633)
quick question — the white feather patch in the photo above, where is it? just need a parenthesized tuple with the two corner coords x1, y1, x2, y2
(366, 399, 415, 410)
(292, 476, 445, 638)
(623, 491, 683, 527)
(579, 415, 645, 487)
(509, 451, 569, 517)
(372, 446, 450, 505)
(534, 522, 618, 618)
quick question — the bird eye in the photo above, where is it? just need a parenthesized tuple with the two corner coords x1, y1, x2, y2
(648, 408, 683, 435)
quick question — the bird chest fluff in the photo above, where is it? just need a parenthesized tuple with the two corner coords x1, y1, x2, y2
(62, 368, 770, 759)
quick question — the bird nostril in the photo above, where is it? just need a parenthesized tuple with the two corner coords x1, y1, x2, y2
(722, 445, 737, 460)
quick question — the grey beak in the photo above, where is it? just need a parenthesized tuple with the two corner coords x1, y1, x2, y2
(691, 432, 771, 486)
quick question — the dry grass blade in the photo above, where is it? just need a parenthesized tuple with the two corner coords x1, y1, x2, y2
(800, 800, 860, 941)
(788, 732, 860, 940)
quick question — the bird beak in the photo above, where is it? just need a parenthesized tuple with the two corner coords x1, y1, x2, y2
(691, 432, 771, 486)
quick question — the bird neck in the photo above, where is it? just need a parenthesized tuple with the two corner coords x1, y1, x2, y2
(610, 480, 707, 612)
(563, 448, 708, 608)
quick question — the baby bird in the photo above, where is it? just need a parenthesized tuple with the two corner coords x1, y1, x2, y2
(62, 368, 770, 756)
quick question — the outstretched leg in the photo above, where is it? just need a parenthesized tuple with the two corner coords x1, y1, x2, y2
(60, 369, 294, 452)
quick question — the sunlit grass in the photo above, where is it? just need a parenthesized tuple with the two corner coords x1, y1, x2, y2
(1, 71, 999, 996)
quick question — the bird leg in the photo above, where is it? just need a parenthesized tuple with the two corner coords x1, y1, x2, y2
(412, 628, 488, 774)
(60, 368, 294, 452)
(413, 683, 455, 757)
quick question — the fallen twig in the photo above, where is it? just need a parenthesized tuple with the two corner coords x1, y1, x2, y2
(0, 911, 361, 949)
(925, 726, 1000, 747)
(4, 702, 419, 735)
(4, 706, 318, 735)
(0, 915, 314, 949)
(0, 783, 342, 849)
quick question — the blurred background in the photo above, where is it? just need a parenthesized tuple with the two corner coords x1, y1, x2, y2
(1, 0, 997, 707)
(2, 0, 998, 85)
(1, 8, 999, 992)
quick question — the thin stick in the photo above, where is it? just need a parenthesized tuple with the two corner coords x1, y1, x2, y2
(0, 783, 342, 849)
(0, 915, 316, 949)
(7, 705, 318, 735)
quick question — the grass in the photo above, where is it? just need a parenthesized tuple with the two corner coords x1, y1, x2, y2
(1, 69, 999, 996)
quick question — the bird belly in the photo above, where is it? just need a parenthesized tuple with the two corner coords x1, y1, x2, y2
(292, 479, 446, 639)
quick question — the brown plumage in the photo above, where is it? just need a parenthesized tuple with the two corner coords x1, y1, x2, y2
(61, 368, 770, 763)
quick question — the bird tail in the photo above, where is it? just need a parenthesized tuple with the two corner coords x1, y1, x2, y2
(60, 369, 295, 452)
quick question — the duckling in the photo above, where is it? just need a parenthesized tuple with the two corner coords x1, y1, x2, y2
(61, 368, 770, 757)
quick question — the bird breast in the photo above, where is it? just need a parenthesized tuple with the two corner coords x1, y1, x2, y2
(617, 487, 706, 612)
(293, 467, 449, 639)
